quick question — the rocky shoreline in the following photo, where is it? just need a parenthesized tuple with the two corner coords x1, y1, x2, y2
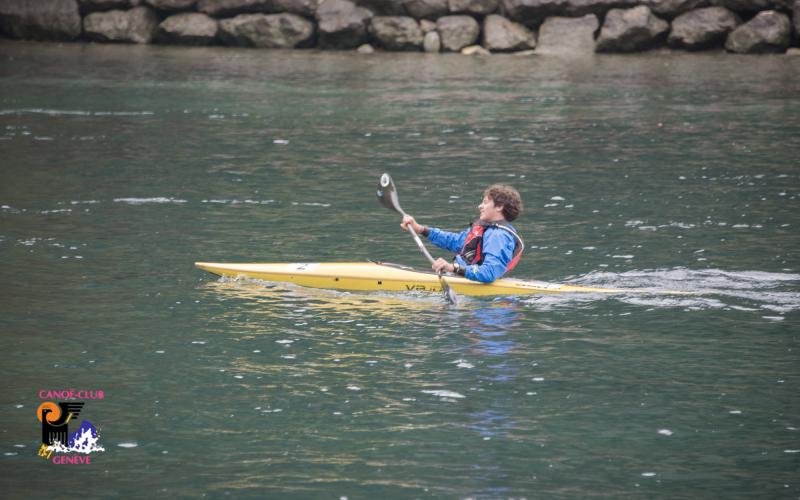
(1, 0, 798, 55)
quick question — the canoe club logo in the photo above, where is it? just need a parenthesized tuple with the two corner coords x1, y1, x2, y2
(36, 389, 105, 464)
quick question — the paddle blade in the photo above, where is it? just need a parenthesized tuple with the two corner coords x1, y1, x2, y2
(376, 173, 404, 215)
(440, 276, 460, 306)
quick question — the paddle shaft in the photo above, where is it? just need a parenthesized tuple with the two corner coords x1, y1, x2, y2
(401, 212, 435, 265)
(377, 173, 458, 304)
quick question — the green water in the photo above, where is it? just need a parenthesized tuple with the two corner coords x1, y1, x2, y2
(1, 41, 799, 498)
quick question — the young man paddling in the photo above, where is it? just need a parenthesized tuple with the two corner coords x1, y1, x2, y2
(401, 184, 524, 283)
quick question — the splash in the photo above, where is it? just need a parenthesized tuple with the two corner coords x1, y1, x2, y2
(47, 421, 105, 454)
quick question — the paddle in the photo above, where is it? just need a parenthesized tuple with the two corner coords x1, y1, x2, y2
(377, 173, 459, 305)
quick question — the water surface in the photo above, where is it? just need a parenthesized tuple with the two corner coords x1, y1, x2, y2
(1, 41, 799, 498)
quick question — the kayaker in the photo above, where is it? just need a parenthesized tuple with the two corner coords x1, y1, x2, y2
(401, 184, 524, 283)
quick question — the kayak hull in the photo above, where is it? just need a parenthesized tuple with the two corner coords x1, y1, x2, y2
(194, 262, 631, 296)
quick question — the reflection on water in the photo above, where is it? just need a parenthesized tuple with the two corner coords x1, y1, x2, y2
(464, 301, 524, 456)
(204, 277, 447, 316)
(464, 301, 522, 357)
(202, 280, 536, 467)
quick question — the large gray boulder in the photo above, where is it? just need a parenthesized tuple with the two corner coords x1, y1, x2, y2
(536, 14, 598, 54)
(0, 0, 82, 40)
(156, 12, 219, 44)
(316, 0, 373, 48)
(482, 14, 534, 51)
(643, 0, 708, 19)
(369, 15, 423, 49)
(596, 5, 669, 52)
(199, 0, 318, 18)
(448, 0, 499, 16)
(423, 29, 441, 50)
(500, 0, 639, 27)
(219, 12, 314, 47)
(83, 6, 160, 43)
(725, 10, 791, 53)
(436, 14, 479, 50)
(145, 0, 198, 11)
(403, 0, 448, 19)
(668, 6, 739, 49)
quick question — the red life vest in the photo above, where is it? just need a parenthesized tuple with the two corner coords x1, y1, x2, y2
(459, 221, 524, 272)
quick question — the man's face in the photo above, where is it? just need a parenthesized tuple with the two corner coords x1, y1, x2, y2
(478, 195, 504, 222)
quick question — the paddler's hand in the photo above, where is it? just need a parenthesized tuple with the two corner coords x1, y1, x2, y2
(432, 258, 454, 274)
(400, 215, 425, 235)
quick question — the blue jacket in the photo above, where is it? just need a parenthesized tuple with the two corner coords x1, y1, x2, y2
(427, 223, 518, 283)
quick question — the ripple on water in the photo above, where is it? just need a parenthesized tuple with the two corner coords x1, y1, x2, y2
(421, 390, 465, 399)
(544, 267, 800, 315)
(113, 197, 187, 204)
(0, 108, 155, 116)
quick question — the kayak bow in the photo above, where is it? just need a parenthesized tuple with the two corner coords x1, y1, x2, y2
(194, 261, 649, 296)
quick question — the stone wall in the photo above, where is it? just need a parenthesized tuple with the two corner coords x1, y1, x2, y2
(1, 0, 798, 55)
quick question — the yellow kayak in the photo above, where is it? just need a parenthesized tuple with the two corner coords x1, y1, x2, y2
(194, 261, 653, 296)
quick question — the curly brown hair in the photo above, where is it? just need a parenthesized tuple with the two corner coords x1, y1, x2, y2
(484, 184, 522, 222)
